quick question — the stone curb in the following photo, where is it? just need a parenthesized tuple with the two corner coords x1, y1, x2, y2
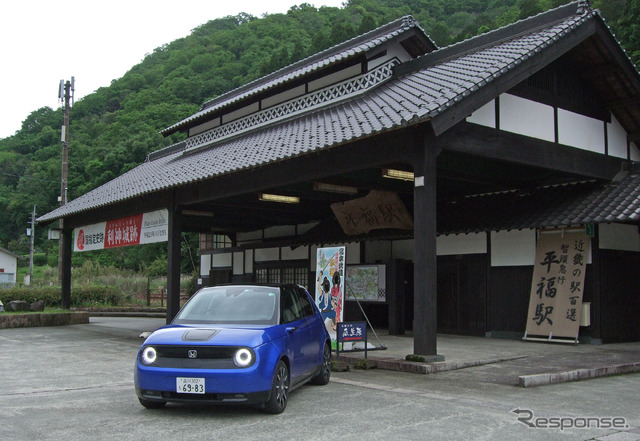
(518, 362, 640, 387)
(335, 353, 528, 374)
(0, 312, 89, 329)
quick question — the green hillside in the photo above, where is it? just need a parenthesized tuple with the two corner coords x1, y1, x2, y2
(0, 0, 635, 270)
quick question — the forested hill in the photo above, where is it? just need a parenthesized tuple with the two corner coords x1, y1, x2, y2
(0, 0, 636, 262)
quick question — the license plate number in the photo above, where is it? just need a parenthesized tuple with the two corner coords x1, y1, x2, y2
(176, 377, 205, 394)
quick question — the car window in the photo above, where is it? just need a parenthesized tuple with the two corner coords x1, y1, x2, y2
(294, 288, 315, 318)
(174, 286, 278, 325)
(280, 287, 302, 323)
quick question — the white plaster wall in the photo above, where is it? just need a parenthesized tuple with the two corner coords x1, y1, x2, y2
(500, 94, 555, 142)
(282, 246, 308, 260)
(367, 43, 412, 70)
(599, 223, 640, 252)
(245, 250, 253, 274)
(222, 102, 260, 124)
(631, 142, 640, 161)
(437, 233, 487, 256)
(189, 117, 220, 137)
(308, 64, 362, 92)
(466, 100, 495, 128)
(212, 252, 232, 268)
(558, 109, 605, 154)
(237, 230, 262, 243)
(254, 248, 279, 262)
(608, 114, 628, 159)
(490, 229, 536, 266)
(200, 254, 211, 277)
(262, 85, 305, 109)
(233, 251, 244, 275)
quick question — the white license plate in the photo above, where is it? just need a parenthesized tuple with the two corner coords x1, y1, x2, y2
(176, 377, 205, 394)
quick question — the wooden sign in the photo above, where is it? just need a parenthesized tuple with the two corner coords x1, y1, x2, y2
(331, 190, 413, 235)
(524, 231, 591, 343)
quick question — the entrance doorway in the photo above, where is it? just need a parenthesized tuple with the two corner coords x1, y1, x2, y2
(437, 254, 487, 336)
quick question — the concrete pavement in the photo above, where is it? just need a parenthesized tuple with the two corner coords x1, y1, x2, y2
(88, 316, 640, 387)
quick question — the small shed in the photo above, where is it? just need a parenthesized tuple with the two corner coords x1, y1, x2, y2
(0, 247, 21, 286)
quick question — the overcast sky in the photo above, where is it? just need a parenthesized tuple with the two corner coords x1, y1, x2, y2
(0, 0, 345, 139)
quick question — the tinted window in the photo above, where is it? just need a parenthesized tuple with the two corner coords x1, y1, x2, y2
(294, 288, 315, 318)
(280, 287, 300, 323)
(174, 286, 278, 325)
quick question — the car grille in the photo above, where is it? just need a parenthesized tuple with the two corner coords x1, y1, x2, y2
(149, 345, 241, 369)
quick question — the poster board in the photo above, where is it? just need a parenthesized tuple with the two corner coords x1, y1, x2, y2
(524, 230, 590, 343)
(314, 246, 346, 347)
(345, 265, 386, 302)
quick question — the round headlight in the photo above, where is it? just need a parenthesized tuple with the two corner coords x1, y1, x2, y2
(141, 346, 157, 365)
(233, 348, 254, 368)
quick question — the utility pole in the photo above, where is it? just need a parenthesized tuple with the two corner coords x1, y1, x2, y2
(58, 77, 74, 284)
(29, 205, 35, 285)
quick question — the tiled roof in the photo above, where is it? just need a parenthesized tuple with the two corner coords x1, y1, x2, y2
(161, 15, 432, 136)
(38, 3, 639, 226)
(439, 174, 640, 235)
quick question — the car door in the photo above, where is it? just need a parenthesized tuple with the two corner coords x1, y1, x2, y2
(280, 287, 310, 381)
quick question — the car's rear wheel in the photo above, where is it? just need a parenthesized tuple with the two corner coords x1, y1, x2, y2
(138, 397, 166, 409)
(264, 360, 289, 414)
(311, 342, 331, 385)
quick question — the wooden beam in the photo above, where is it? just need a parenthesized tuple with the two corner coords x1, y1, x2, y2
(436, 122, 623, 180)
(412, 128, 440, 357)
(166, 206, 183, 324)
(61, 227, 72, 309)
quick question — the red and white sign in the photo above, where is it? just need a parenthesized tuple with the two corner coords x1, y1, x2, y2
(74, 209, 168, 252)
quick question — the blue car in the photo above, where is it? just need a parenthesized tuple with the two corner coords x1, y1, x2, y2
(135, 284, 331, 414)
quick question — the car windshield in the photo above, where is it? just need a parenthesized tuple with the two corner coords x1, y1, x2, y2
(173, 286, 279, 325)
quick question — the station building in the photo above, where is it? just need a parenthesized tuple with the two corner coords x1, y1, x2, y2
(39, 1, 640, 355)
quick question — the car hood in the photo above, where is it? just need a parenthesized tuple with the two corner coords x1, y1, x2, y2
(142, 324, 279, 348)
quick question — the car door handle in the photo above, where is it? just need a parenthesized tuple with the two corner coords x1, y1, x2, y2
(286, 326, 298, 333)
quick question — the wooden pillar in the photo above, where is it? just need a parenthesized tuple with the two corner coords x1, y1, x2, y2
(60, 226, 73, 309)
(412, 130, 441, 358)
(167, 207, 183, 324)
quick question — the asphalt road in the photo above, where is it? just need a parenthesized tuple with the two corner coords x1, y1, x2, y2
(1, 318, 638, 441)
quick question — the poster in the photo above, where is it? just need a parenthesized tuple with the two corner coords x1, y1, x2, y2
(345, 265, 386, 302)
(524, 231, 591, 342)
(315, 246, 345, 346)
(74, 209, 168, 252)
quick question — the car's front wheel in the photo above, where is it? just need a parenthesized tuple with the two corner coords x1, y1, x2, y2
(311, 343, 331, 385)
(138, 397, 166, 409)
(264, 360, 289, 414)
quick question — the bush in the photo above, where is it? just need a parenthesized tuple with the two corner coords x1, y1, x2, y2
(0, 285, 125, 307)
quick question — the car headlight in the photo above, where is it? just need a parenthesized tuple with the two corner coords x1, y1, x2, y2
(233, 348, 255, 368)
(141, 346, 157, 365)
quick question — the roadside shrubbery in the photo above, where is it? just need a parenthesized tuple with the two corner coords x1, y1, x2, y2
(0, 285, 124, 307)
(3, 260, 193, 308)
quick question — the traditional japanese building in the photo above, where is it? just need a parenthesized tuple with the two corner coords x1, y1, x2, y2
(39, 1, 640, 354)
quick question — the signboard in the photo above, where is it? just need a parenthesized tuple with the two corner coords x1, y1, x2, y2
(337, 321, 367, 342)
(524, 231, 591, 343)
(330, 190, 413, 235)
(315, 246, 345, 347)
(73, 209, 168, 252)
(336, 322, 368, 359)
(345, 265, 386, 302)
